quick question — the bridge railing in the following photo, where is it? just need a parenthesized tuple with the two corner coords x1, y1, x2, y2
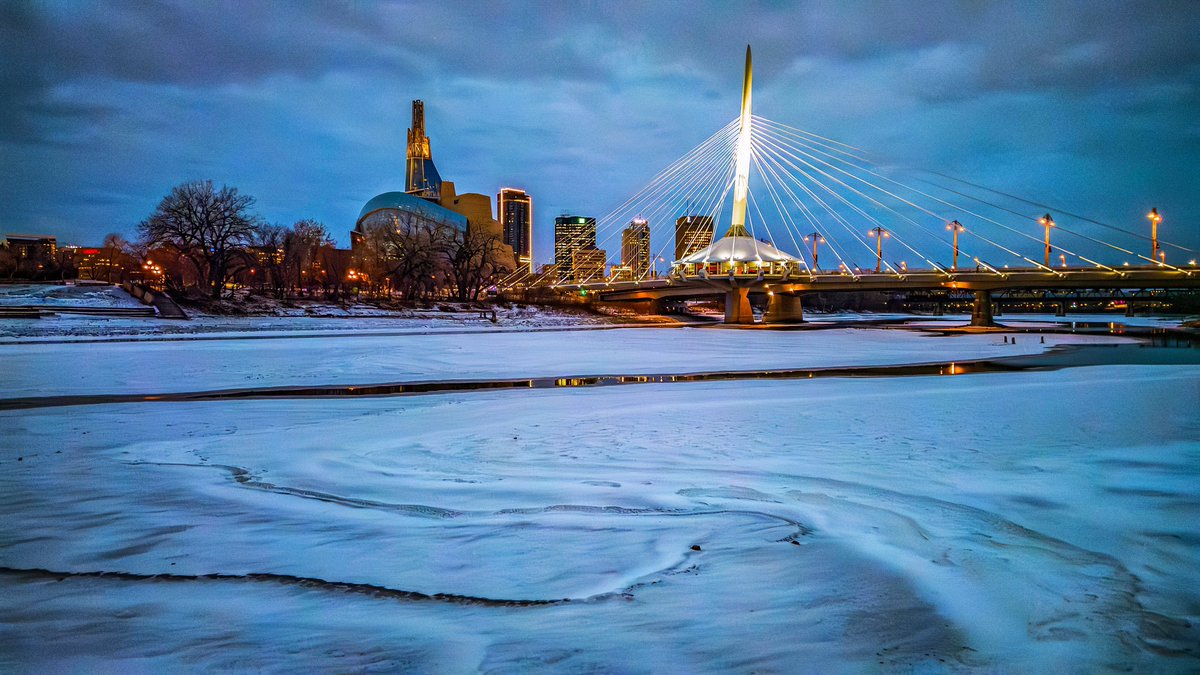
(673, 260, 806, 278)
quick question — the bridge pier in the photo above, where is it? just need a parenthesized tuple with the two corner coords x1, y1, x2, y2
(1125, 302, 1135, 317)
(725, 288, 754, 324)
(933, 302, 944, 316)
(764, 293, 804, 324)
(971, 290, 995, 327)
(1055, 301, 1067, 317)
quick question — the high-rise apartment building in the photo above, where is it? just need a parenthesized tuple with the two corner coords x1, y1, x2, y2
(554, 215, 597, 282)
(674, 215, 714, 260)
(621, 218, 651, 279)
(498, 188, 533, 273)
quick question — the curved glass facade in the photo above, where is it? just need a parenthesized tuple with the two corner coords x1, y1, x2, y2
(355, 191, 468, 233)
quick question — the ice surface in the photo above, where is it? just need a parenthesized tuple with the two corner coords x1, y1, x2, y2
(0, 283, 144, 309)
(1, 322, 1197, 672)
(0, 326, 1139, 399)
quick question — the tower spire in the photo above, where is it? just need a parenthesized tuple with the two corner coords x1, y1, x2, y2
(727, 44, 753, 238)
(405, 99, 442, 200)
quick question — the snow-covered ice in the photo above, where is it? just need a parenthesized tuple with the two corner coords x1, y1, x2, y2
(0, 326, 1138, 399)
(1, 318, 1197, 672)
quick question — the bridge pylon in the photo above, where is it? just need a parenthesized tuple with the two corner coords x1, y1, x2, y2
(725, 287, 754, 324)
(971, 290, 995, 327)
(764, 293, 804, 323)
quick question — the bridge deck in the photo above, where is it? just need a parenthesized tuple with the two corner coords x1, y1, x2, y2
(569, 266, 1200, 302)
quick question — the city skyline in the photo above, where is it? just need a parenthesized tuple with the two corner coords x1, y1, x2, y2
(3, 1, 1199, 265)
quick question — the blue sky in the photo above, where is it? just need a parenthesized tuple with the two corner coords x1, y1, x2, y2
(2, 1, 1198, 266)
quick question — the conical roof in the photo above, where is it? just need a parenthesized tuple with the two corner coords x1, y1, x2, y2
(676, 235, 802, 265)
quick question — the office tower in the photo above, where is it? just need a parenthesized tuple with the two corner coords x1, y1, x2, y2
(621, 218, 651, 279)
(675, 215, 714, 260)
(554, 215, 596, 281)
(498, 188, 533, 273)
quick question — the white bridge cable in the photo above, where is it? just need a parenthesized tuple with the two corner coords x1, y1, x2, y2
(571, 127, 740, 284)
(751, 137, 863, 277)
(757, 127, 1055, 274)
(754, 121, 972, 259)
(750, 115, 873, 164)
(907, 175, 1188, 271)
(755, 119, 1047, 271)
(757, 116, 1161, 272)
(749, 152, 812, 274)
(541, 119, 737, 285)
(917, 170, 1198, 255)
(657, 156, 739, 275)
(595, 127, 738, 283)
(623, 156, 735, 282)
(753, 146, 851, 273)
(571, 123, 738, 281)
(752, 129, 956, 275)
(548, 121, 739, 285)
(614, 132, 738, 280)
(753, 134, 904, 274)
(754, 118, 1081, 273)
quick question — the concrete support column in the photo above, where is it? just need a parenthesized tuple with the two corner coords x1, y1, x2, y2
(933, 302, 944, 316)
(764, 293, 804, 324)
(970, 289, 995, 327)
(724, 287, 754, 324)
(1125, 302, 1135, 317)
(1055, 301, 1067, 317)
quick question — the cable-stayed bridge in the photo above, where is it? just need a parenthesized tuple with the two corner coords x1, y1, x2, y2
(510, 46, 1199, 325)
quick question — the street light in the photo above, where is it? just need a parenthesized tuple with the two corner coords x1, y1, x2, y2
(803, 232, 824, 269)
(868, 227, 890, 273)
(1059, 253, 1067, 268)
(1038, 213, 1055, 268)
(947, 220, 965, 270)
(1147, 208, 1162, 262)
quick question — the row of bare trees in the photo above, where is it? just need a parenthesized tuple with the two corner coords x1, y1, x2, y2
(137, 180, 510, 302)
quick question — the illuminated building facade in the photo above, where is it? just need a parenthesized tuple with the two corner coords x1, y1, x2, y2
(621, 218, 651, 279)
(674, 215, 714, 261)
(571, 247, 607, 283)
(406, 100, 443, 201)
(554, 215, 598, 282)
(356, 100, 516, 273)
(498, 188, 533, 273)
(4, 234, 57, 263)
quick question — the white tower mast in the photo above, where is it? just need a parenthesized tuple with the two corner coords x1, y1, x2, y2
(727, 45, 753, 237)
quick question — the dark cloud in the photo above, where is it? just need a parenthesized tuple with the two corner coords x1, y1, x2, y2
(1, 0, 1198, 260)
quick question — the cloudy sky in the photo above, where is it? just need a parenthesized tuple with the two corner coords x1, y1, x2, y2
(2, 0, 1198, 264)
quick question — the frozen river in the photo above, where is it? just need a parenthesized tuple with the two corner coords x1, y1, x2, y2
(1, 324, 1198, 672)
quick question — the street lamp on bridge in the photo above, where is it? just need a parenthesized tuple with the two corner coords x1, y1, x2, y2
(868, 226, 890, 273)
(946, 220, 965, 270)
(803, 232, 824, 269)
(1038, 213, 1056, 268)
(1147, 208, 1162, 262)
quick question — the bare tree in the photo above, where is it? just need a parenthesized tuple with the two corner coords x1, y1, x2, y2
(284, 219, 333, 296)
(442, 225, 511, 302)
(358, 212, 451, 301)
(251, 224, 289, 298)
(138, 180, 259, 298)
(101, 232, 132, 283)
